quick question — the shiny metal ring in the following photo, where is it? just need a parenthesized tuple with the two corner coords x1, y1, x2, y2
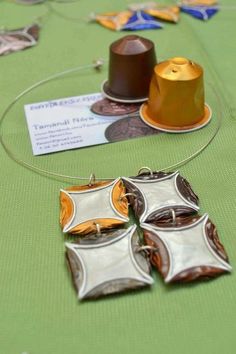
(119, 193, 137, 201)
(88, 173, 96, 186)
(94, 223, 101, 236)
(138, 167, 154, 177)
(136, 245, 159, 253)
(170, 208, 176, 225)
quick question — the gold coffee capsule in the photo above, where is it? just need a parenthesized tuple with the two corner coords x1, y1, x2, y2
(140, 57, 212, 132)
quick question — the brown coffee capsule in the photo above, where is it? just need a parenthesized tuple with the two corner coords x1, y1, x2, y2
(122, 171, 199, 223)
(140, 57, 212, 132)
(102, 35, 157, 103)
(91, 98, 141, 116)
(141, 214, 232, 283)
(104, 116, 159, 142)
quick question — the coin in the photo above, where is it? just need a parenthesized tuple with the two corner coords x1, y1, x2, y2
(104, 116, 161, 142)
(91, 98, 141, 116)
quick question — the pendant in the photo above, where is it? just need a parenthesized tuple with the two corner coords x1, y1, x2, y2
(65, 225, 154, 300)
(0, 24, 40, 57)
(14, 0, 45, 4)
(180, 4, 219, 20)
(141, 214, 232, 283)
(121, 11, 163, 31)
(123, 170, 199, 223)
(60, 177, 129, 236)
(180, 0, 218, 6)
(89, 11, 132, 31)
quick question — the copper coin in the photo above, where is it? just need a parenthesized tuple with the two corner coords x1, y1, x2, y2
(105, 116, 161, 142)
(91, 98, 141, 116)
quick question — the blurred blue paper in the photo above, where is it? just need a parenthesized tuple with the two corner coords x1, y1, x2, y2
(181, 5, 219, 20)
(122, 11, 163, 30)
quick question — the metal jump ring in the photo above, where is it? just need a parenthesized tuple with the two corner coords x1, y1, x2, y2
(88, 173, 96, 186)
(170, 208, 176, 226)
(119, 192, 137, 201)
(136, 245, 159, 253)
(94, 223, 101, 236)
(138, 167, 154, 177)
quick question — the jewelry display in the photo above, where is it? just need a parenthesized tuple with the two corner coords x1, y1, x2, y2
(0, 37, 231, 301)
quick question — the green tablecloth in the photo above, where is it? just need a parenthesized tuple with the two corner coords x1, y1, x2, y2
(1, 1, 236, 353)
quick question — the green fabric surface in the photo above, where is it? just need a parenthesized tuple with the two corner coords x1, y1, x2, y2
(0, 1, 236, 353)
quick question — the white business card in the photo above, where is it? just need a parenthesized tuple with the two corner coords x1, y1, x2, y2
(24, 93, 119, 155)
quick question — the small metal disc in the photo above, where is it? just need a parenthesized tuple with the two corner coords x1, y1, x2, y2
(91, 98, 141, 116)
(104, 116, 160, 142)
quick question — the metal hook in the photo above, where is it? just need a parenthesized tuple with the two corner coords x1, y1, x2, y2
(119, 192, 137, 201)
(138, 167, 154, 177)
(94, 223, 101, 237)
(170, 208, 176, 226)
(136, 245, 159, 253)
(88, 173, 96, 186)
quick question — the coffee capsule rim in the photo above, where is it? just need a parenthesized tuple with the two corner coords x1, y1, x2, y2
(101, 80, 148, 103)
(139, 103, 212, 133)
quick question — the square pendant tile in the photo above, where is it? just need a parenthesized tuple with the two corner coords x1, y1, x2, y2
(60, 178, 129, 236)
(141, 214, 232, 283)
(66, 225, 154, 300)
(123, 171, 199, 223)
